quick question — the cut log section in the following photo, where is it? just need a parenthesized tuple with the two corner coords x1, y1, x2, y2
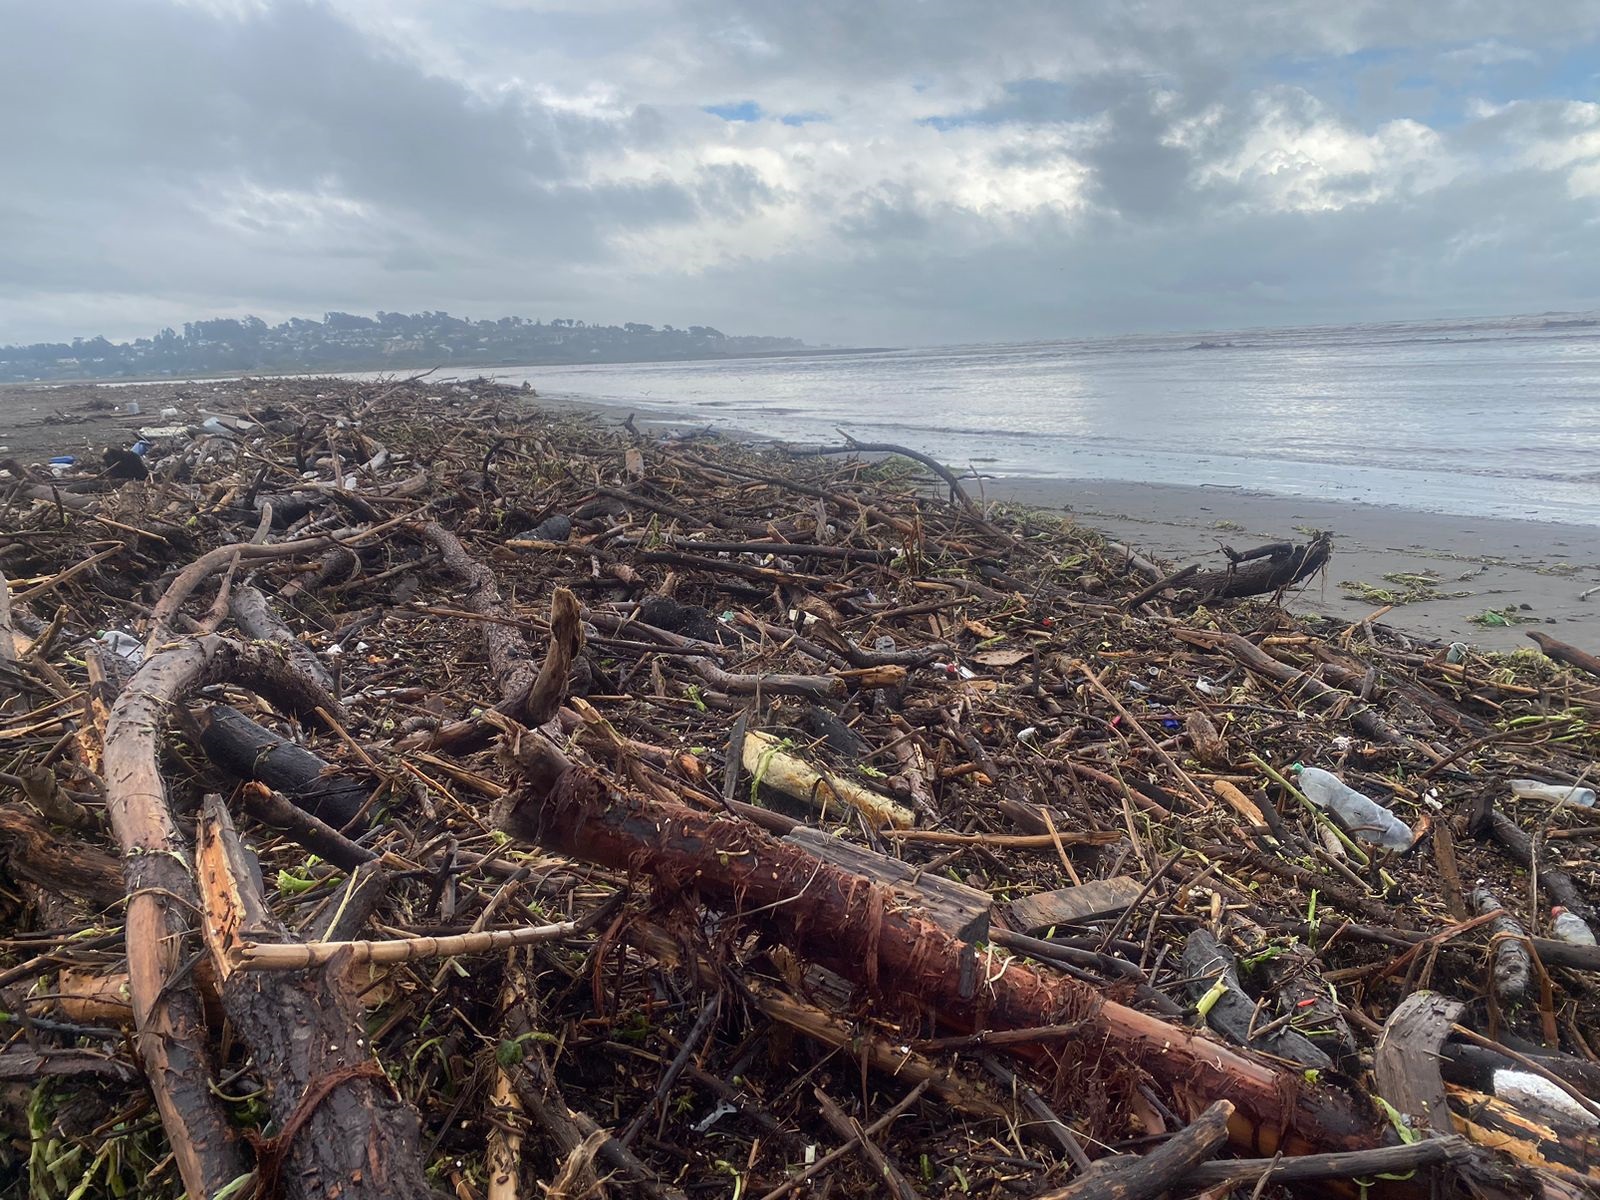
(196, 703, 372, 830)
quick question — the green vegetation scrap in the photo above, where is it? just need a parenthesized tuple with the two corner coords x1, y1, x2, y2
(1339, 570, 1471, 606)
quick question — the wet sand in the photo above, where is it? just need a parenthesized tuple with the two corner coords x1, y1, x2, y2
(989, 477, 1600, 651)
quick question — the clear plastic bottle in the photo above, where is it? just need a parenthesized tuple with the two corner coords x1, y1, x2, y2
(1552, 906, 1597, 946)
(1293, 766, 1415, 851)
(1510, 779, 1596, 808)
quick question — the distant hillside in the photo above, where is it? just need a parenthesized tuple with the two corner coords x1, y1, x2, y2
(0, 310, 806, 382)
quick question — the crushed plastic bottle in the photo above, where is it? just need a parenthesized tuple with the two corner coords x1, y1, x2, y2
(1552, 906, 1597, 946)
(1510, 779, 1596, 808)
(1292, 765, 1415, 851)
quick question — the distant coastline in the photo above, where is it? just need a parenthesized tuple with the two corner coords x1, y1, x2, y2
(0, 308, 818, 384)
(0, 344, 896, 390)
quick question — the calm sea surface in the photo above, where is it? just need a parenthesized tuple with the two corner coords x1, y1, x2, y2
(436, 313, 1600, 525)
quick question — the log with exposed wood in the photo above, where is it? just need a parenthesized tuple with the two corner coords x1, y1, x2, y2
(194, 795, 437, 1199)
(494, 731, 1403, 1168)
(102, 632, 345, 1200)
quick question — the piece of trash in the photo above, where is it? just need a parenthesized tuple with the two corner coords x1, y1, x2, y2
(692, 1100, 737, 1134)
(1446, 642, 1469, 664)
(97, 631, 144, 664)
(1552, 906, 1597, 946)
(1293, 765, 1414, 851)
(1195, 675, 1219, 696)
(1509, 779, 1596, 808)
(126, 399, 141, 415)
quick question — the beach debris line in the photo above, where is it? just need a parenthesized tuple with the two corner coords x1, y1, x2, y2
(2, 375, 1600, 1198)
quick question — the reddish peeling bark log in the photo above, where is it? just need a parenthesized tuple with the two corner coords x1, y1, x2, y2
(495, 745, 1397, 1168)
(103, 633, 342, 1200)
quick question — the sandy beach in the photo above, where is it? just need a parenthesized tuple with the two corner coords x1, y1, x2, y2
(990, 476, 1600, 651)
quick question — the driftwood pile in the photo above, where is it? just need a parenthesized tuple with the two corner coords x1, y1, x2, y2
(2, 375, 1599, 1199)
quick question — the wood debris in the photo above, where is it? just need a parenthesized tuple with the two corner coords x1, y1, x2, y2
(2, 375, 1599, 1198)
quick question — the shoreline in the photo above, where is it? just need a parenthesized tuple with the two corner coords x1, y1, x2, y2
(988, 476, 1600, 651)
(4, 377, 1594, 652)
(574, 394, 1600, 651)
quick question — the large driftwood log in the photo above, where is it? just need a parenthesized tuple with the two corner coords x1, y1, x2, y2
(1182, 535, 1332, 603)
(103, 633, 341, 1200)
(495, 737, 1397, 1166)
(195, 796, 437, 1199)
(195, 703, 372, 830)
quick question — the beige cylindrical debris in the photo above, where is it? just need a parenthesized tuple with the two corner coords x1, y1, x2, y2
(741, 730, 914, 829)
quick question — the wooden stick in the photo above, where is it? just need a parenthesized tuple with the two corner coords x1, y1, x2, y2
(1031, 1100, 1233, 1200)
(235, 920, 579, 970)
(813, 1085, 924, 1200)
(756, 1081, 931, 1200)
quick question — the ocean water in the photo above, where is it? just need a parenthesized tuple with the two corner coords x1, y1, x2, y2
(446, 313, 1600, 525)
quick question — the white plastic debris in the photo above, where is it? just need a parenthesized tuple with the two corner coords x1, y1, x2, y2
(98, 631, 144, 664)
(1294, 766, 1415, 851)
(1510, 778, 1597, 808)
(1552, 906, 1597, 946)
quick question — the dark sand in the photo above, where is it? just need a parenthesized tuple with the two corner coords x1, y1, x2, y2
(6, 378, 1596, 652)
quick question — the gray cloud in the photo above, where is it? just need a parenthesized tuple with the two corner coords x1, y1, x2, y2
(1, 0, 1599, 344)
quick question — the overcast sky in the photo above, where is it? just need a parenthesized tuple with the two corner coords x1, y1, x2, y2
(4, 0, 1600, 346)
